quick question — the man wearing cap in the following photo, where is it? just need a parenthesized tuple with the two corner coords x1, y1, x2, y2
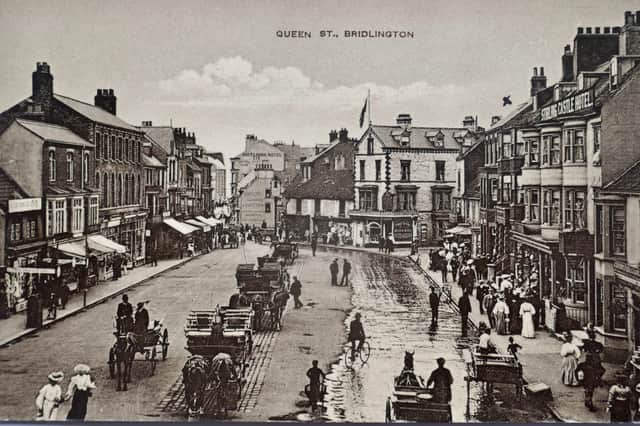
(290, 276, 303, 309)
(349, 312, 366, 361)
(306, 360, 326, 409)
(427, 358, 453, 403)
(429, 287, 440, 326)
(134, 302, 149, 334)
(330, 258, 339, 286)
(340, 259, 351, 286)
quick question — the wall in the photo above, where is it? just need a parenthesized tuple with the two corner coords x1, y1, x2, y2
(0, 123, 43, 197)
(601, 69, 640, 185)
(238, 175, 275, 227)
(627, 196, 640, 266)
(0, 209, 5, 266)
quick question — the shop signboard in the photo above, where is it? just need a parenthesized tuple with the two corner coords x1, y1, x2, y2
(8, 198, 41, 213)
(540, 88, 594, 121)
(393, 219, 413, 241)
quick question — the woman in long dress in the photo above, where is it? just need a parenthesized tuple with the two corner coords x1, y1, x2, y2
(519, 300, 536, 338)
(492, 296, 510, 335)
(65, 364, 96, 420)
(560, 332, 581, 386)
(36, 372, 64, 420)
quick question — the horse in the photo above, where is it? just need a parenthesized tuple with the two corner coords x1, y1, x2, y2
(228, 293, 251, 309)
(109, 334, 135, 391)
(183, 355, 210, 418)
(404, 350, 415, 371)
(210, 355, 237, 417)
(270, 290, 290, 331)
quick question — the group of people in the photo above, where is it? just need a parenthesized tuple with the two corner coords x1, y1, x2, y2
(330, 258, 351, 287)
(377, 234, 396, 254)
(115, 294, 151, 335)
(35, 364, 96, 421)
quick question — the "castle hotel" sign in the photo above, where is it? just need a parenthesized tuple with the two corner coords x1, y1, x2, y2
(540, 88, 594, 121)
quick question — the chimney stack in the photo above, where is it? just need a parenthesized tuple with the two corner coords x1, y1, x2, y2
(94, 88, 117, 115)
(396, 113, 412, 128)
(562, 45, 574, 82)
(531, 66, 547, 97)
(338, 128, 349, 143)
(625, 11, 634, 25)
(621, 11, 640, 55)
(329, 129, 338, 143)
(32, 62, 53, 118)
(462, 115, 475, 130)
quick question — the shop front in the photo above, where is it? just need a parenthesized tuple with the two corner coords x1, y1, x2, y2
(186, 219, 212, 252)
(312, 217, 353, 245)
(101, 213, 147, 267)
(351, 211, 417, 248)
(4, 251, 48, 313)
(159, 218, 198, 258)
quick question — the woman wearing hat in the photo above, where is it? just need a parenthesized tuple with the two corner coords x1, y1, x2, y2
(560, 332, 581, 386)
(36, 371, 64, 420)
(607, 374, 632, 422)
(65, 364, 96, 420)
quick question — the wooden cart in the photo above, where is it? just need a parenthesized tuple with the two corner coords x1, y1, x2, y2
(463, 345, 524, 400)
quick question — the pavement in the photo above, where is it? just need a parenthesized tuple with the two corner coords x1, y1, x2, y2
(0, 256, 200, 348)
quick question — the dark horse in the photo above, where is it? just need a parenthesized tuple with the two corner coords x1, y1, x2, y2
(183, 354, 237, 418)
(270, 290, 290, 331)
(108, 334, 135, 391)
(183, 355, 209, 418)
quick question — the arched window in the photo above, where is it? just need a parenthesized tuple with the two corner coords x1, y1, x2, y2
(124, 174, 129, 205)
(48, 150, 56, 181)
(95, 133, 101, 159)
(110, 136, 116, 160)
(125, 140, 129, 162)
(83, 152, 89, 184)
(118, 174, 123, 206)
(110, 173, 115, 208)
(103, 134, 109, 158)
(137, 174, 141, 201)
(66, 152, 74, 182)
(118, 138, 123, 161)
(103, 174, 108, 207)
(130, 175, 134, 204)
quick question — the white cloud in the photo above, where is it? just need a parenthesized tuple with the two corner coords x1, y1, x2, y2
(157, 56, 466, 112)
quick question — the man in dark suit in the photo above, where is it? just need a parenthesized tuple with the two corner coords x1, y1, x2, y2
(429, 287, 440, 325)
(458, 291, 472, 337)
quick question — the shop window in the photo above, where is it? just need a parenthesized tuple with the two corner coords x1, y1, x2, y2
(72, 197, 84, 234)
(339, 200, 346, 217)
(375, 160, 381, 181)
(611, 282, 627, 332)
(611, 207, 626, 256)
(401, 160, 411, 181)
(565, 259, 586, 303)
(314, 199, 321, 215)
(435, 161, 445, 181)
(359, 160, 366, 181)
(10, 221, 21, 241)
(564, 189, 586, 230)
(295, 199, 302, 214)
(48, 150, 56, 181)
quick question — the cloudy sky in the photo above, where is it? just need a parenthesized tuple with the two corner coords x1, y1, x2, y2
(1, 0, 638, 161)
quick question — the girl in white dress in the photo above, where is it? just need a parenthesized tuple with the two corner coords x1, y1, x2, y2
(519, 301, 536, 338)
(35, 372, 64, 420)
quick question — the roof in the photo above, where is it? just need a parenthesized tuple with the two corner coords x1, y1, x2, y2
(142, 153, 164, 168)
(0, 167, 27, 201)
(142, 134, 168, 164)
(16, 119, 93, 148)
(162, 218, 198, 235)
(46, 184, 98, 196)
(603, 159, 640, 194)
(139, 126, 174, 153)
(210, 158, 225, 169)
(282, 169, 354, 200)
(237, 172, 256, 191)
(54, 94, 139, 132)
(301, 141, 341, 164)
(367, 124, 475, 150)
(488, 102, 532, 130)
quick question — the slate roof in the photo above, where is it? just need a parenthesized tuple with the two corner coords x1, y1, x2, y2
(283, 169, 354, 200)
(237, 172, 256, 191)
(54, 94, 139, 132)
(302, 141, 341, 164)
(368, 124, 474, 150)
(142, 153, 164, 168)
(142, 134, 168, 164)
(16, 119, 93, 148)
(488, 102, 532, 130)
(139, 126, 174, 154)
(0, 167, 27, 201)
(604, 160, 640, 194)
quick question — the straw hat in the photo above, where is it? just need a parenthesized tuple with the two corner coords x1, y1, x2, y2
(48, 371, 64, 383)
(73, 364, 91, 375)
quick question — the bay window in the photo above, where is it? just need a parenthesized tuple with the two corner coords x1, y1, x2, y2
(542, 134, 561, 165)
(526, 189, 539, 222)
(47, 199, 66, 236)
(88, 196, 99, 226)
(433, 191, 451, 211)
(565, 258, 586, 303)
(564, 189, 586, 229)
(593, 125, 601, 153)
(611, 207, 626, 256)
(502, 133, 512, 158)
(542, 189, 561, 225)
(514, 136, 525, 157)
(563, 128, 585, 162)
(610, 282, 627, 332)
(71, 197, 84, 234)
(526, 138, 539, 165)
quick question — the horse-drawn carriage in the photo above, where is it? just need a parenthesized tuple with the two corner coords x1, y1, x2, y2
(233, 263, 289, 331)
(390, 363, 452, 423)
(220, 228, 239, 249)
(270, 242, 298, 265)
(254, 227, 276, 244)
(108, 319, 170, 391)
(183, 306, 254, 418)
(463, 345, 524, 400)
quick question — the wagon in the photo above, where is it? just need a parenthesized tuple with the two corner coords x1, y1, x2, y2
(271, 242, 298, 265)
(234, 264, 288, 331)
(463, 345, 524, 400)
(183, 307, 254, 418)
(220, 229, 239, 249)
(254, 228, 276, 244)
(108, 319, 169, 379)
(391, 372, 452, 423)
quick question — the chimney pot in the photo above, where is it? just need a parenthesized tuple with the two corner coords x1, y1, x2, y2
(604, 27, 611, 34)
(540, 66, 545, 76)
(613, 26, 621, 33)
(108, 89, 114, 96)
(564, 44, 571, 53)
(586, 27, 592, 34)
(533, 67, 538, 76)
(577, 27, 584, 34)
(625, 11, 633, 25)
(595, 27, 600, 34)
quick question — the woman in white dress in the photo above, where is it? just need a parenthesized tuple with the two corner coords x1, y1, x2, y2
(519, 300, 536, 338)
(36, 371, 64, 420)
(492, 296, 510, 335)
(560, 332, 581, 386)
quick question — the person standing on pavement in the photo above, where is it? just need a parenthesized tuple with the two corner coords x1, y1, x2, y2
(311, 232, 318, 256)
(330, 258, 339, 286)
(429, 287, 440, 326)
(290, 276, 303, 309)
(560, 331, 581, 387)
(426, 358, 453, 404)
(576, 353, 605, 412)
(608, 374, 633, 422)
(340, 259, 351, 286)
(519, 299, 536, 338)
(492, 296, 510, 335)
(482, 290, 496, 328)
(458, 291, 472, 337)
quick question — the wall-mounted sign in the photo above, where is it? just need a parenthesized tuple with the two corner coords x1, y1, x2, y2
(394, 219, 413, 241)
(8, 198, 41, 213)
(540, 88, 594, 121)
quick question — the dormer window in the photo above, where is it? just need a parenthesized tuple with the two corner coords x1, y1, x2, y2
(401, 135, 410, 146)
(367, 137, 374, 154)
(434, 134, 444, 148)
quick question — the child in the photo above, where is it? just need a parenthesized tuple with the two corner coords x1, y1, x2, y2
(507, 336, 523, 361)
(36, 371, 64, 420)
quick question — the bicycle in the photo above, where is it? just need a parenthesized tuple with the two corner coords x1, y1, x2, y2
(344, 340, 371, 369)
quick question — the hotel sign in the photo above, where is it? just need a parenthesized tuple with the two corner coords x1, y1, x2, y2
(8, 198, 41, 213)
(540, 89, 594, 121)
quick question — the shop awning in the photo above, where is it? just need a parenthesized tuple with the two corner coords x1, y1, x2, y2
(186, 219, 211, 232)
(56, 241, 87, 258)
(196, 216, 223, 226)
(88, 235, 127, 254)
(445, 225, 472, 236)
(163, 218, 198, 235)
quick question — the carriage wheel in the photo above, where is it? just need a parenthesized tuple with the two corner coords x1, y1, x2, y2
(162, 329, 169, 360)
(359, 341, 371, 364)
(108, 347, 116, 379)
(344, 351, 354, 369)
(150, 347, 157, 376)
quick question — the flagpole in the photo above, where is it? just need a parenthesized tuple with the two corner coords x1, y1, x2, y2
(367, 89, 371, 125)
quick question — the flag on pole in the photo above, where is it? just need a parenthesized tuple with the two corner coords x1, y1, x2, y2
(359, 97, 368, 128)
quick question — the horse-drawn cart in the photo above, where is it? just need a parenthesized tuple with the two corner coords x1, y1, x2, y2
(233, 264, 289, 331)
(390, 370, 452, 423)
(108, 319, 170, 390)
(271, 242, 298, 265)
(220, 228, 239, 249)
(463, 346, 524, 400)
(182, 307, 254, 418)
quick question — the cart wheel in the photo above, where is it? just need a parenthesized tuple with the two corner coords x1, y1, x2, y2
(360, 341, 371, 364)
(162, 329, 169, 360)
(150, 347, 157, 375)
(108, 348, 116, 379)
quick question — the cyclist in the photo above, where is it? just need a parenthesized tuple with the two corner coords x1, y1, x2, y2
(349, 312, 366, 361)
(306, 360, 326, 409)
